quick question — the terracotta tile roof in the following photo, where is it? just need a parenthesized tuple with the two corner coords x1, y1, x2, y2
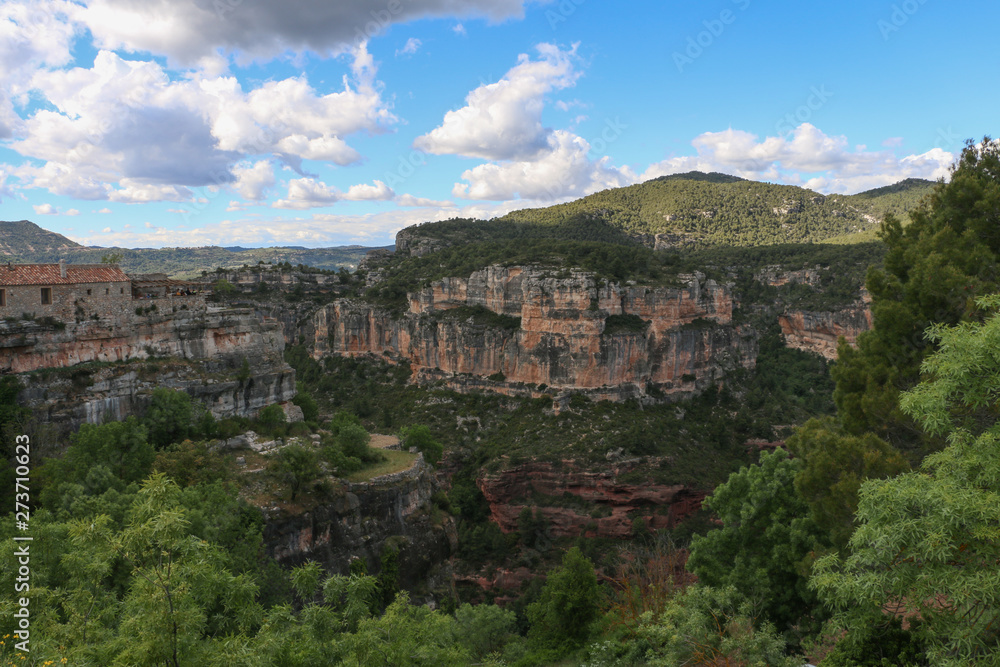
(0, 263, 131, 286)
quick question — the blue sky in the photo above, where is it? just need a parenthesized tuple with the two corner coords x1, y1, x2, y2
(0, 0, 995, 249)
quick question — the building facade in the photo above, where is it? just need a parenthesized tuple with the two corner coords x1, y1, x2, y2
(0, 261, 133, 322)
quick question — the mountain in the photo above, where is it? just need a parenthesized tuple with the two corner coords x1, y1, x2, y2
(0, 219, 83, 255)
(483, 173, 937, 247)
(0, 220, 390, 276)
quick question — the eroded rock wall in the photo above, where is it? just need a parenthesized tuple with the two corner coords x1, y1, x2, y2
(778, 302, 872, 360)
(4, 305, 296, 430)
(261, 456, 455, 598)
(312, 266, 757, 402)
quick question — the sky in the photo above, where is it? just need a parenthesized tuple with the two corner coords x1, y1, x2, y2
(0, 0, 997, 249)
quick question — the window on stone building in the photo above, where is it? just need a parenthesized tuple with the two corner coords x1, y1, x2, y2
(0, 289, 5, 307)
(106, 288, 110, 295)
(120, 287, 124, 294)
(87, 288, 92, 296)
(41, 287, 52, 305)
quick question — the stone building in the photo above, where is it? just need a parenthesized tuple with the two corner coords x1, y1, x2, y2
(0, 260, 132, 322)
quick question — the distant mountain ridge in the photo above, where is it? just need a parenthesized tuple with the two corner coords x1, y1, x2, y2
(0, 221, 390, 277)
(0, 220, 83, 255)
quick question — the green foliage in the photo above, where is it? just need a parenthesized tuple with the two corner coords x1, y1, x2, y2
(526, 547, 601, 651)
(602, 313, 650, 335)
(438, 304, 521, 330)
(453, 603, 517, 660)
(820, 617, 928, 667)
(786, 417, 909, 553)
(399, 424, 444, 465)
(143, 387, 194, 448)
(291, 388, 319, 422)
(256, 404, 287, 435)
(41, 417, 153, 503)
(271, 444, 320, 501)
(814, 295, 1000, 666)
(236, 357, 251, 383)
(626, 585, 800, 667)
(833, 138, 1000, 450)
(376, 545, 400, 609)
(338, 422, 380, 464)
(688, 449, 825, 632)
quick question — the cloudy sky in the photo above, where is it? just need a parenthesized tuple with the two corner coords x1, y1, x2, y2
(1, 0, 996, 249)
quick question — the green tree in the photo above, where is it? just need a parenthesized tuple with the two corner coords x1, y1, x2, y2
(833, 138, 1000, 450)
(813, 295, 1000, 666)
(143, 387, 194, 448)
(271, 444, 320, 501)
(453, 603, 517, 660)
(398, 424, 444, 465)
(687, 448, 824, 632)
(526, 546, 601, 651)
(292, 388, 319, 423)
(786, 417, 909, 553)
(257, 404, 287, 435)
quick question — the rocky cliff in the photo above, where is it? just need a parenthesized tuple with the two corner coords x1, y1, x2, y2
(778, 300, 872, 360)
(477, 458, 706, 540)
(311, 266, 757, 402)
(3, 304, 296, 431)
(261, 455, 455, 601)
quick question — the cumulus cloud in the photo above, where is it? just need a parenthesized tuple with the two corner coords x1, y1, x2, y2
(454, 130, 635, 201)
(97, 207, 112, 213)
(641, 124, 955, 194)
(345, 180, 394, 201)
(0, 1, 77, 85)
(273, 178, 393, 209)
(396, 37, 422, 57)
(8, 46, 393, 203)
(415, 43, 582, 160)
(32, 203, 57, 214)
(75, 0, 529, 66)
(232, 160, 276, 201)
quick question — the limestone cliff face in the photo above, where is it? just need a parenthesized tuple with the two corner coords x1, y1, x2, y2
(476, 459, 706, 539)
(312, 266, 757, 401)
(778, 300, 872, 360)
(4, 305, 296, 430)
(261, 457, 455, 598)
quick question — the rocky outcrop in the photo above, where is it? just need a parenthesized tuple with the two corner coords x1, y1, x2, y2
(477, 459, 706, 539)
(779, 301, 872, 360)
(311, 265, 757, 402)
(4, 305, 296, 430)
(261, 456, 456, 596)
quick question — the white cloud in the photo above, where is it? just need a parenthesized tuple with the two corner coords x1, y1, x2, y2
(453, 129, 636, 201)
(109, 179, 193, 203)
(102, 226, 111, 233)
(33, 203, 57, 214)
(232, 160, 276, 200)
(75, 0, 528, 67)
(97, 207, 112, 213)
(396, 38, 422, 57)
(345, 180, 394, 201)
(453, 23, 467, 36)
(414, 43, 582, 160)
(273, 177, 396, 209)
(641, 124, 955, 194)
(7, 46, 394, 204)
(396, 193, 454, 207)
(0, 1, 77, 85)
(65, 208, 79, 215)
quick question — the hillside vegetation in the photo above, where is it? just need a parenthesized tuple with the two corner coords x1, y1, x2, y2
(404, 172, 935, 249)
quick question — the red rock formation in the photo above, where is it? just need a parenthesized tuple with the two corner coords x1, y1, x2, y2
(778, 300, 871, 360)
(312, 265, 757, 402)
(476, 459, 707, 540)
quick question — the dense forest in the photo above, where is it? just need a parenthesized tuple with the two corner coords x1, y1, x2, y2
(3, 142, 1000, 665)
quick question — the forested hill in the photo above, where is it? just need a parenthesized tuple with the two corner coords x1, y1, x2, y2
(482, 172, 936, 247)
